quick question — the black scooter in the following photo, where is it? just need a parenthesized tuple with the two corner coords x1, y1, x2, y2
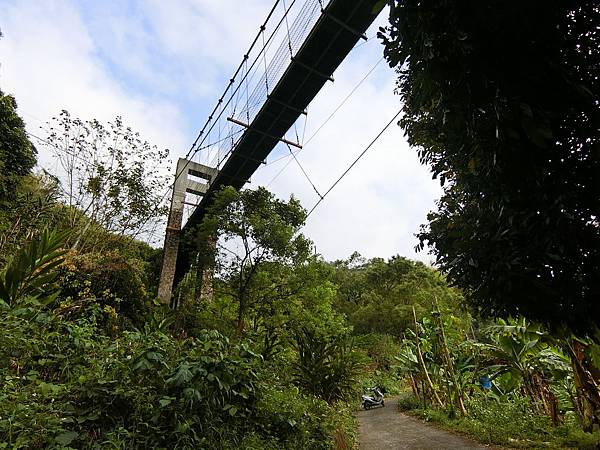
(361, 387, 385, 409)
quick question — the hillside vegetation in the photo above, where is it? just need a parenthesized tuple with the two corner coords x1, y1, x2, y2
(1, 0, 599, 446)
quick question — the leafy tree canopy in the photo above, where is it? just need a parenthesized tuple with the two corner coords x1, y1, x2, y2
(41, 111, 170, 242)
(331, 253, 468, 336)
(194, 186, 312, 335)
(0, 90, 36, 203)
(380, 1, 600, 335)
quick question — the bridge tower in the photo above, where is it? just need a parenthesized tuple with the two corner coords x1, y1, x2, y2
(158, 158, 218, 305)
(167, 0, 383, 285)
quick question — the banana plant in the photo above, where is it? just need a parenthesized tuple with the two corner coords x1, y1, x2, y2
(0, 228, 70, 306)
(480, 318, 563, 421)
(393, 343, 421, 397)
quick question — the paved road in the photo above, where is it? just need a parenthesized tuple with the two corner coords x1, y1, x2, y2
(358, 399, 486, 450)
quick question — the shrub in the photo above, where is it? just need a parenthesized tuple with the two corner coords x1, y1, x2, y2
(0, 299, 263, 448)
(252, 381, 357, 450)
(399, 392, 600, 449)
(255, 383, 334, 449)
(59, 250, 149, 326)
(292, 327, 361, 402)
(397, 392, 423, 411)
(0, 292, 363, 449)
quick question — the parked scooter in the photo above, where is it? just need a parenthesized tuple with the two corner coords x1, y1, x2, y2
(361, 386, 385, 409)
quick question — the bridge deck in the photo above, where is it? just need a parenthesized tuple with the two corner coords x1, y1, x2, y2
(176, 0, 382, 281)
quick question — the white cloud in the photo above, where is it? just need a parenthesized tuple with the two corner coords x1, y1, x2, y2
(76, 0, 276, 100)
(0, 0, 441, 263)
(253, 21, 442, 263)
(0, 0, 187, 165)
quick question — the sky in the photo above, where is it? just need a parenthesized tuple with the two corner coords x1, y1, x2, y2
(0, 0, 442, 264)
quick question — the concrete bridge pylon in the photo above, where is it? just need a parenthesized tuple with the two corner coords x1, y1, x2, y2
(158, 158, 218, 305)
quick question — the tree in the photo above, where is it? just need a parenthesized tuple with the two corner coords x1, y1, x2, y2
(0, 90, 36, 204)
(40, 111, 170, 248)
(381, 2, 600, 428)
(195, 186, 311, 336)
(331, 253, 467, 337)
(0, 173, 65, 266)
(380, 1, 599, 336)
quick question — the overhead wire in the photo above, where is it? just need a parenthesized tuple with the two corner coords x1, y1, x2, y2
(285, 142, 322, 199)
(305, 108, 402, 219)
(305, 56, 383, 146)
(126, 0, 303, 240)
(265, 55, 384, 187)
(271, 108, 403, 257)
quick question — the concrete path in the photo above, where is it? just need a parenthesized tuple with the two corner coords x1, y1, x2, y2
(358, 399, 486, 450)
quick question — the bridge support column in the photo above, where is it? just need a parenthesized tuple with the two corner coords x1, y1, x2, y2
(195, 235, 216, 303)
(158, 158, 217, 305)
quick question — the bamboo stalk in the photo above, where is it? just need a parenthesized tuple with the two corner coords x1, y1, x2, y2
(434, 298, 467, 415)
(412, 305, 444, 408)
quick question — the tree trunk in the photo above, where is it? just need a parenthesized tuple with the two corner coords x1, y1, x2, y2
(194, 234, 216, 303)
(408, 373, 419, 399)
(530, 373, 561, 425)
(568, 340, 600, 432)
(235, 295, 246, 337)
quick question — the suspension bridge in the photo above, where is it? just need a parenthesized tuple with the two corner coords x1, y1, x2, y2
(158, 0, 385, 303)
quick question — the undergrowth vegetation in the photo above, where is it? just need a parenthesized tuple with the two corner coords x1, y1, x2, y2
(399, 393, 600, 449)
(0, 213, 359, 449)
(1, 40, 599, 448)
(0, 295, 350, 448)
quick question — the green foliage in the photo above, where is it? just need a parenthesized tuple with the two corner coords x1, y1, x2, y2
(2, 91, 367, 448)
(380, 0, 600, 335)
(42, 111, 170, 240)
(0, 297, 358, 449)
(0, 173, 68, 267)
(480, 319, 554, 388)
(0, 300, 257, 448)
(0, 212, 356, 448)
(399, 392, 600, 449)
(292, 327, 361, 403)
(356, 333, 403, 372)
(0, 228, 69, 305)
(331, 253, 468, 336)
(191, 186, 312, 335)
(390, 307, 600, 444)
(59, 249, 150, 326)
(196, 186, 310, 269)
(0, 90, 36, 204)
(254, 384, 335, 449)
